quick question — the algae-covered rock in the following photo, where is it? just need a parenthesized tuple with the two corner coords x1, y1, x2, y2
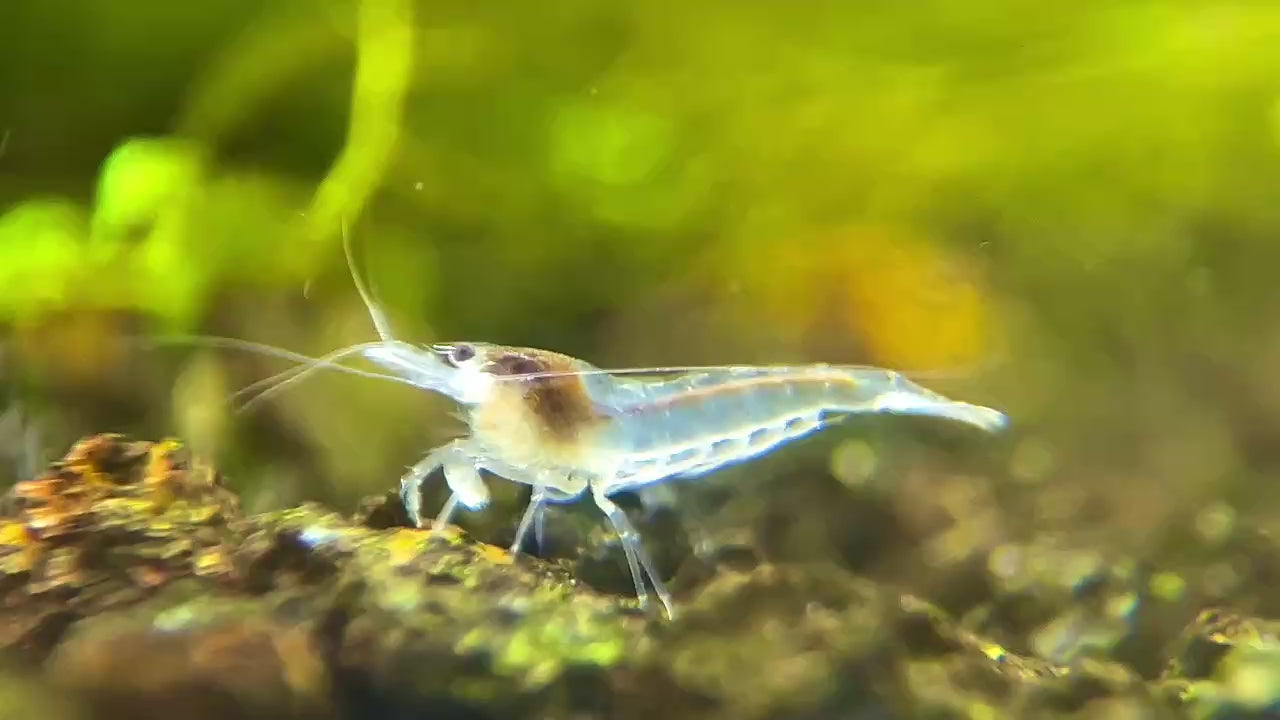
(1, 434, 1278, 719)
(1158, 608, 1280, 717)
(46, 585, 334, 720)
(0, 435, 650, 718)
(0, 434, 240, 658)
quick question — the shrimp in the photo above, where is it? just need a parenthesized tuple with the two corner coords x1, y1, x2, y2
(363, 341, 1008, 619)
(209, 229, 1011, 620)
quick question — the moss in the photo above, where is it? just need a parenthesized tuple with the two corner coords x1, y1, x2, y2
(483, 606, 631, 689)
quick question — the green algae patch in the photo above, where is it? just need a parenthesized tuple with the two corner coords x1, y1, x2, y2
(462, 603, 634, 690)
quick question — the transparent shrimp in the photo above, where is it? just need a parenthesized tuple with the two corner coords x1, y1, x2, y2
(176, 229, 1011, 621)
(357, 341, 1010, 620)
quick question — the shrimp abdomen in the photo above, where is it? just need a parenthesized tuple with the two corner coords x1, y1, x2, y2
(591, 366, 1005, 493)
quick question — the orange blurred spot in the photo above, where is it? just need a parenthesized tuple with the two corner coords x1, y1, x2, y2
(838, 226, 996, 371)
(386, 529, 428, 565)
(11, 311, 131, 388)
(476, 544, 513, 565)
(720, 224, 1001, 371)
(0, 521, 30, 547)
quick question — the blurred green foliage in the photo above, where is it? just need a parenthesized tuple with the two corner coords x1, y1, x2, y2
(2, 0, 1280, 574)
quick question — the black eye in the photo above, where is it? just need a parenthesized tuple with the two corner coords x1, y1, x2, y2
(429, 343, 476, 366)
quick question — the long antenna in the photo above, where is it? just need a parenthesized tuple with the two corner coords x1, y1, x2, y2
(483, 364, 990, 383)
(341, 218, 395, 343)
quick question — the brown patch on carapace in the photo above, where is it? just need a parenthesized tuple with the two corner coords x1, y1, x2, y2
(465, 346, 607, 471)
(485, 348, 604, 442)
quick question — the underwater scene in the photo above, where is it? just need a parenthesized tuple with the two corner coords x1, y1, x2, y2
(3, 1, 1280, 718)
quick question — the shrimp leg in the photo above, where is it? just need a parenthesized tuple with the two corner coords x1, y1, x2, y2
(591, 480, 677, 619)
(439, 459, 667, 620)
(399, 439, 492, 528)
(510, 485, 548, 553)
(508, 483, 581, 553)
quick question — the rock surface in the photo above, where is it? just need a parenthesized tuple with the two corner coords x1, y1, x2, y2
(0, 434, 1277, 719)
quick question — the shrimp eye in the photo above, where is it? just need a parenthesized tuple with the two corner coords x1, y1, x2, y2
(429, 342, 476, 367)
(449, 343, 476, 364)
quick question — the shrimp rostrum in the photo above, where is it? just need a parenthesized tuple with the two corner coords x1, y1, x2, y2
(356, 339, 1009, 620)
